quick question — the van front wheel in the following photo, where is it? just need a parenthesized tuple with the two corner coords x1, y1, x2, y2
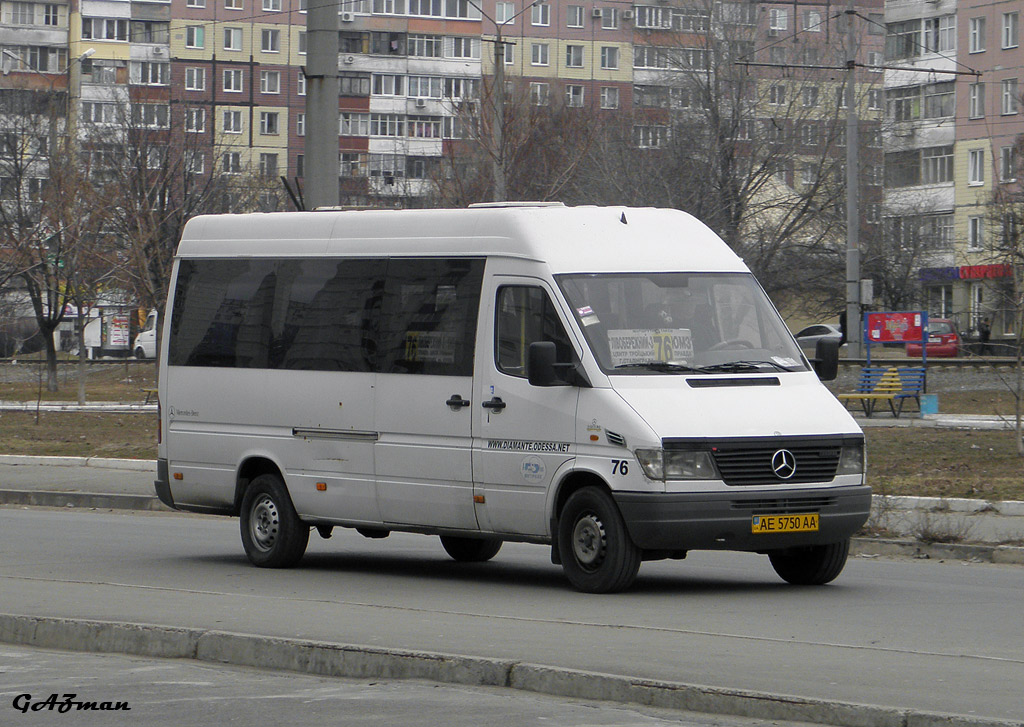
(557, 487, 641, 593)
(240, 474, 309, 568)
(768, 540, 850, 585)
(440, 536, 502, 562)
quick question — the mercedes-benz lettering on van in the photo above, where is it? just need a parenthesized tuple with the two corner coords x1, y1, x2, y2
(155, 204, 869, 593)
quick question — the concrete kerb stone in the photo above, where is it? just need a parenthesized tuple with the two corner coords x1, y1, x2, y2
(1, 613, 1022, 727)
(0, 454, 155, 472)
(0, 489, 169, 511)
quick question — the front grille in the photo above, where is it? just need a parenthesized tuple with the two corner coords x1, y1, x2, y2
(664, 435, 857, 487)
(732, 496, 836, 513)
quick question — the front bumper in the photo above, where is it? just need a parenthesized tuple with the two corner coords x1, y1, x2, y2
(613, 485, 871, 551)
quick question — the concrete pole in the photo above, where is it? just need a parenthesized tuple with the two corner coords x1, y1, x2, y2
(492, 31, 506, 202)
(305, 0, 340, 209)
(844, 0, 862, 358)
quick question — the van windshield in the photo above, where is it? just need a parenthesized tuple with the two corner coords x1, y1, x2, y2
(556, 273, 808, 375)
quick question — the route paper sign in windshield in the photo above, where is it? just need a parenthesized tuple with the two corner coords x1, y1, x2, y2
(608, 329, 695, 367)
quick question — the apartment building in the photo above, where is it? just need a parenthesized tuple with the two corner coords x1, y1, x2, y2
(2, 1, 885, 210)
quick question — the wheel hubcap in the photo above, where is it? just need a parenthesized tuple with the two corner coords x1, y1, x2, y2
(250, 495, 280, 552)
(572, 514, 606, 570)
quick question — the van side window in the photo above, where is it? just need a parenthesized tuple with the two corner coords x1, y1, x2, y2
(168, 258, 384, 371)
(377, 258, 484, 376)
(495, 286, 574, 378)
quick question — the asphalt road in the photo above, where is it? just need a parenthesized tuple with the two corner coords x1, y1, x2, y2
(0, 644, 821, 727)
(0, 507, 1021, 724)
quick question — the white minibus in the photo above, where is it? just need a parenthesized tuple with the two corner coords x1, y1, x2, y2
(155, 204, 869, 593)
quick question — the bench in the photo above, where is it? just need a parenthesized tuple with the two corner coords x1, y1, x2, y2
(837, 366, 926, 418)
(141, 387, 158, 404)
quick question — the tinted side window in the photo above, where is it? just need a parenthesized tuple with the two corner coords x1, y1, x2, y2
(169, 259, 278, 368)
(168, 258, 385, 371)
(495, 286, 574, 378)
(377, 258, 484, 376)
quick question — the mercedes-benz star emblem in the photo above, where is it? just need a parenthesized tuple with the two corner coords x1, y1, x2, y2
(771, 449, 796, 479)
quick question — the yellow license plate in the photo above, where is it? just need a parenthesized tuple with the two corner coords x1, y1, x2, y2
(752, 513, 819, 534)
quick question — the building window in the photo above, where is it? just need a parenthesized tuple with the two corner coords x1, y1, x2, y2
(600, 46, 619, 69)
(187, 151, 205, 175)
(370, 113, 403, 136)
(185, 67, 206, 91)
(259, 153, 278, 177)
(297, 71, 306, 95)
(372, 74, 404, 96)
(82, 17, 129, 41)
(799, 123, 818, 146)
(130, 61, 169, 86)
(567, 5, 582, 27)
(132, 103, 170, 129)
(802, 86, 819, 107)
(409, 34, 441, 57)
(969, 148, 985, 185)
(260, 70, 280, 94)
(1001, 146, 1016, 182)
(224, 27, 242, 51)
(769, 8, 787, 33)
(968, 216, 985, 250)
(566, 44, 584, 68)
(260, 111, 280, 135)
(222, 152, 242, 174)
(340, 112, 371, 136)
(924, 82, 954, 118)
(769, 84, 785, 105)
(969, 83, 985, 118)
(633, 125, 668, 148)
(340, 152, 367, 176)
(262, 28, 280, 52)
(600, 86, 619, 109)
(530, 82, 548, 105)
(495, 1, 514, 23)
(868, 89, 882, 110)
(565, 84, 584, 107)
(531, 43, 549, 66)
(223, 69, 243, 92)
(225, 0, 242, 9)
(263, 0, 280, 10)
(503, 42, 514, 64)
(186, 0, 205, 6)
(44, 4, 59, 26)
(970, 17, 986, 53)
(408, 76, 443, 98)
(531, 2, 549, 26)
(1002, 79, 1018, 114)
(223, 109, 243, 133)
(1004, 12, 1019, 49)
(185, 26, 204, 49)
(600, 7, 617, 29)
(185, 108, 206, 132)
(803, 9, 821, 31)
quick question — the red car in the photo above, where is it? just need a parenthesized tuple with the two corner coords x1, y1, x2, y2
(906, 319, 961, 358)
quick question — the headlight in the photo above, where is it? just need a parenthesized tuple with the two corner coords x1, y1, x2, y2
(635, 448, 718, 481)
(837, 443, 866, 475)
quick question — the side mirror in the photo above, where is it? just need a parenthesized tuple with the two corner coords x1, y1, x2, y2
(528, 341, 560, 386)
(813, 338, 839, 381)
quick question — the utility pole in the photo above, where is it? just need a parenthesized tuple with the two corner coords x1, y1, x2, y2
(844, 0, 862, 358)
(305, 0, 340, 209)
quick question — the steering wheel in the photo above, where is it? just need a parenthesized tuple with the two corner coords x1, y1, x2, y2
(708, 338, 756, 351)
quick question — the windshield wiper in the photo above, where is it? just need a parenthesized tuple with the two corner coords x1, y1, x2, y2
(614, 361, 703, 374)
(699, 360, 796, 373)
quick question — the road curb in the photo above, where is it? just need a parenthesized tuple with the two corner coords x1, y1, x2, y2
(0, 489, 169, 511)
(0, 455, 155, 471)
(1, 613, 1018, 727)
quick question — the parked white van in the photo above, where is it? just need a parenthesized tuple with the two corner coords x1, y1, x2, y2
(155, 204, 869, 592)
(133, 311, 158, 359)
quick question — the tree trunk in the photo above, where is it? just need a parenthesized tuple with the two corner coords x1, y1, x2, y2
(77, 314, 87, 405)
(41, 324, 59, 393)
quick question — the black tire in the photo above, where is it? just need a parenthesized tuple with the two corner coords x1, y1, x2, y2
(769, 539, 850, 585)
(239, 474, 309, 568)
(134, 347, 146, 360)
(557, 486, 641, 593)
(440, 536, 503, 562)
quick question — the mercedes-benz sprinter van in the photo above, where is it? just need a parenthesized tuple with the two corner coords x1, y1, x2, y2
(155, 204, 869, 592)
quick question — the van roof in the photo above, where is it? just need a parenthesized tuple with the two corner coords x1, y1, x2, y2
(176, 205, 747, 274)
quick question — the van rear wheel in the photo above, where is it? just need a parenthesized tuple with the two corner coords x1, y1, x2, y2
(440, 536, 502, 562)
(557, 487, 641, 593)
(768, 539, 850, 585)
(240, 474, 309, 568)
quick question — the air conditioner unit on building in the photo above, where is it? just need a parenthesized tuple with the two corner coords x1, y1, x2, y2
(592, 8, 603, 17)
(623, 9, 634, 20)
(341, 11, 355, 22)
(343, 55, 355, 64)
(767, 27, 780, 36)
(415, 98, 427, 108)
